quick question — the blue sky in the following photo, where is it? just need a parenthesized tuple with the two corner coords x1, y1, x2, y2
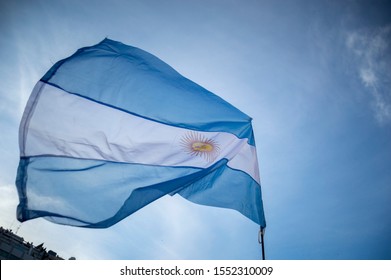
(1, 0, 390, 260)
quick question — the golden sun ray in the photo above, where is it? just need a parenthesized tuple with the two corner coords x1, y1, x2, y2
(180, 131, 220, 162)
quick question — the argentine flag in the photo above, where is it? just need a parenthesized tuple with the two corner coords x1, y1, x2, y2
(16, 39, 266, 229)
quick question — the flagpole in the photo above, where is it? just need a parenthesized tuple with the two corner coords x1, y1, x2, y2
(259, 227, 266, 260)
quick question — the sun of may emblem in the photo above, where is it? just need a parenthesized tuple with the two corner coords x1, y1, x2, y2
(180, 131, 220, 162)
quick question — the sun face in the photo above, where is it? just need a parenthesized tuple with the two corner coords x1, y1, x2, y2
(180, 131, 220, 162)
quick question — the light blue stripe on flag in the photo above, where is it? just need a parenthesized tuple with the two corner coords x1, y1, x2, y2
(41, 38, 255, 145)
(16, 38, 266, 228)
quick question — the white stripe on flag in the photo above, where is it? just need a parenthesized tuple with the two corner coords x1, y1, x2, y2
(23, 82, 260, 183)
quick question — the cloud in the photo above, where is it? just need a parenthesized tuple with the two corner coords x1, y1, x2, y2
(346, 25, 391, 124)
(0, 184, 19, 228)
(359, 68, 377, 87)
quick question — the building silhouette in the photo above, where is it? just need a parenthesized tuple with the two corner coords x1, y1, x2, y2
(0, 226, 71, 260)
